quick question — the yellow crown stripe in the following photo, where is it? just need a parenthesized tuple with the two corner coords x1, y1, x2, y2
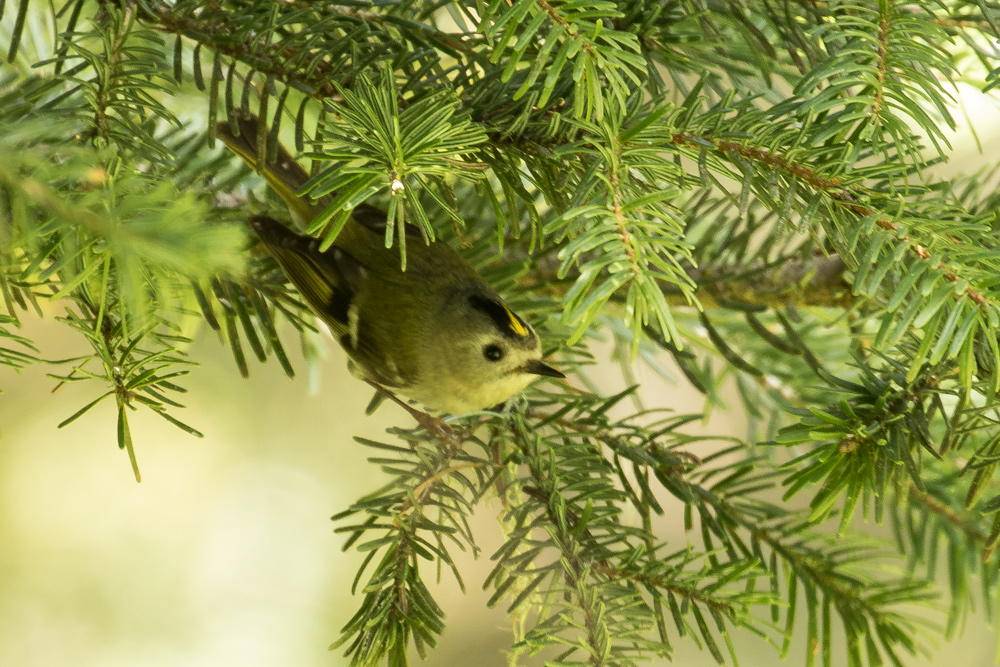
(503, 305, 529, 337)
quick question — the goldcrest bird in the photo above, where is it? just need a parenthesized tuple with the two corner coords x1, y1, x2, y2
(217, 115, 563, 414)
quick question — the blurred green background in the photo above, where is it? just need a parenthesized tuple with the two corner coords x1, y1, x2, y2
(2, 312, 999, 667)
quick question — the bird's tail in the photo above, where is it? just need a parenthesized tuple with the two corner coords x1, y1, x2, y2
(217, 115, 325, 223)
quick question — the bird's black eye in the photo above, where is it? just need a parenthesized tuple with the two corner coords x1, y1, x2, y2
(483, 344, 504, 362)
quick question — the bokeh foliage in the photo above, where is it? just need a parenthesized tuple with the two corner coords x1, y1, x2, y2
(4, 1, 1000, 666)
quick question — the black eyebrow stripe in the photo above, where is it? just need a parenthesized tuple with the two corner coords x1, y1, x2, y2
(468, 294, 531, 340)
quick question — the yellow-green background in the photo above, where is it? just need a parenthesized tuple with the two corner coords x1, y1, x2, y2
(2, 305, 999, 666)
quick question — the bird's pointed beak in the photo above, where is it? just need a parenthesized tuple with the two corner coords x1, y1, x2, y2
(522, 359, 566, 378)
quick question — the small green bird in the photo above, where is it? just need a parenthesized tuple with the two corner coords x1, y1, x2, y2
(217, 116, 563, 414)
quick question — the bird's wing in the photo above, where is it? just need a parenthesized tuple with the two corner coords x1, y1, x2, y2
(249, 215, 412, 389)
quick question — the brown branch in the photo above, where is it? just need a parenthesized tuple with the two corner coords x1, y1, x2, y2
(92, 5, 136, 146)
(931, 17, 998, 30)
(522, 251, 852, 309)
(710, 138, 846, 192)
(534, 0, 598, 59)
(694, 254, 852, 309)
(908, 483, 989, 545)
(609, 138, 640, 277)
(871, 10, 890, 119)
(398, 462, 483, 519)
(594, 563, 737, 615)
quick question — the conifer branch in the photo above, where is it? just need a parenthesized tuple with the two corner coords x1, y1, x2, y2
(4, 2, 1000, 665)
(669, 132, 991, 308)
